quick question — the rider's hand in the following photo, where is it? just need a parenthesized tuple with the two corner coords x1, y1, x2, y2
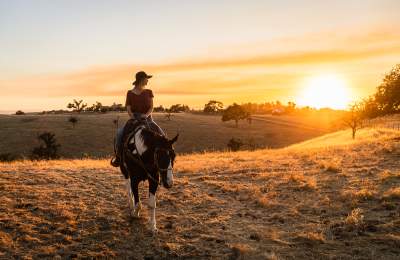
(140, 114, 148, 119)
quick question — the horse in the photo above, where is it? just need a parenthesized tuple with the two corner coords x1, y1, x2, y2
(119, 121, 178, 232)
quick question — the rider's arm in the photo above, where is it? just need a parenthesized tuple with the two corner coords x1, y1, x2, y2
(125, 91, 134, 118)
(144, 98, 153, 118)
(127, 105, 134, 118)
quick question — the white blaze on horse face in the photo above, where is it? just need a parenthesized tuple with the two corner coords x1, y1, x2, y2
(134, 128, 147, 155)
(148, 193, 157, 232)
(167, 161, 173, 186)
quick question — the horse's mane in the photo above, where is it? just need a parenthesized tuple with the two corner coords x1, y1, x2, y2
(141, 128, 169, 149)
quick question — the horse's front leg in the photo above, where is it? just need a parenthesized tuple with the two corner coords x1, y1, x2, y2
(130, 178, 142, 218)
(125, 178, 134, 210)
(148, 180, 158, 232)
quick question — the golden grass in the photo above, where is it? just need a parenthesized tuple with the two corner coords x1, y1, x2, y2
(383, 187, 400, 200)
(1, 127, 399, 258)
(0, 112, 332, 158)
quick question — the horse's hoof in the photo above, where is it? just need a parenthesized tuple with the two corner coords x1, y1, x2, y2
(150, 226, 158, 234)
(131, 203, 142, 218)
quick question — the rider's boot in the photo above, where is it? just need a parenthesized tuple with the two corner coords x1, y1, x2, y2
(110, 156, 120, 167)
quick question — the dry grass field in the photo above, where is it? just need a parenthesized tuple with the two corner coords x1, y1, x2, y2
(0, 112, 332, 159)
(1, 126, 399, 259)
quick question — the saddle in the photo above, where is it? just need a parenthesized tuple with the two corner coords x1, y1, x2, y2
(121, 119, 145, 145)
(119, 118, 149, 179)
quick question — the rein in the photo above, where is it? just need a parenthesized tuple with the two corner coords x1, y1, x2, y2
(124, 149, 161, 185)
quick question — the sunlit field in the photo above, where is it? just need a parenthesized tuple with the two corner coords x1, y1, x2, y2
(0, 112, 341, 159)
(1, 1, 400, 259)
(1, 126, 399, 258)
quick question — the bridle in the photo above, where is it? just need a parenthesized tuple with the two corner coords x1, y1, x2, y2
(154, 147, 175, 172)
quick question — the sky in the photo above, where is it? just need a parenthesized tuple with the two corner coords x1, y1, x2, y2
(1, 0, 400, 112)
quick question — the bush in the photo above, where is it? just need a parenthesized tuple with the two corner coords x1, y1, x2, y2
(227, 138, 243, 151)
(15, 110, 25, 115)
(0, 153, 18, 162)
(31, 132, 61, 160)
(68, 116, 79, 128)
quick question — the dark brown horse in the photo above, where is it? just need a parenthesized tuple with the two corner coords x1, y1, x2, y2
(119, 122, 178, 232)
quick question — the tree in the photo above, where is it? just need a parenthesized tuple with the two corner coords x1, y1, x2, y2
(374, 64, 400, 114)
(31, 132, 60, 160)
(343, 102, 364, 139)
(360, 97, 380, 119)
(169, 104, 190, 113)
(222, 103, 250, 127)
(204, 100, 224, 114)
(88, 101, 102, 112)
(68, 116, 79, 128)
(153, 105, 165, 112)
(67, 99, 87, 113)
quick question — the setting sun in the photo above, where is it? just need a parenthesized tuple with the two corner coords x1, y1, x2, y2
(297, 74, 352, 110)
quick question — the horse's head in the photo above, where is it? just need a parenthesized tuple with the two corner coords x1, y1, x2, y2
(154, 134, 178, 189)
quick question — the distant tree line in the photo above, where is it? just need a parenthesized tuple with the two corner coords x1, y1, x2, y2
(153, 104, 190, 113)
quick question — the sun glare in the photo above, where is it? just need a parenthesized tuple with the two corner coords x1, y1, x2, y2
(297, 74, 351, 110)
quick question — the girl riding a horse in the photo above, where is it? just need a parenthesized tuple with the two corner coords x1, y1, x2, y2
(111, 71, 165, 167)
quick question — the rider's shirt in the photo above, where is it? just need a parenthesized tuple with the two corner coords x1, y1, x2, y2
(125, 89, 154, 114)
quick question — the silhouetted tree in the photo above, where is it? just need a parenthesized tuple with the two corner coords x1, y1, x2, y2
(169, 104, 190, 113)
(343, 102, 364, 139)
(204, 100, 224, 114)
(154, 105, 165, 112)
(68, 116, 79, 128)
(67, 99, 87, 113)
(222, 103, 250, 127)
(31, 132, 60, 160)
(87, 101, 102, 112)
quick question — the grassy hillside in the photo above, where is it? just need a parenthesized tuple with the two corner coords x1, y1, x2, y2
(1, 127, 399, 259)
(0, 112, 330, 158)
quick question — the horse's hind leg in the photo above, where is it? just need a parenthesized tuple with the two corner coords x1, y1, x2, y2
(130, 178, 142, 218)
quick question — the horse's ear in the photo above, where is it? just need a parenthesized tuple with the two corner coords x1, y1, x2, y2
(169, 133, 179, 145)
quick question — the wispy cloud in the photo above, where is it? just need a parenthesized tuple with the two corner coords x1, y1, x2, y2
(1, 29, 399, 110)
